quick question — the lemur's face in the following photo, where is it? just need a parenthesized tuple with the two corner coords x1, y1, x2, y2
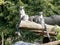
(20, 6, 24, 10)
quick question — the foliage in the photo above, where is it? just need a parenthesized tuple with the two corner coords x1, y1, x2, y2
(0, 0, 20, 44)
(54, 25, 60, 40)
(21, 0, 60, 16)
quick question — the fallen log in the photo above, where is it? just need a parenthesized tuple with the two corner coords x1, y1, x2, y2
(19, 21, 57, 36)
(41, 40, 60, 45)
(20, 21, 43, 30)
(31, 30, 57, 36)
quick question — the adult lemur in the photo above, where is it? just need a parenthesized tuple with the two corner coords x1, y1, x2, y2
(20, 6, 29, 21)
(16, 6, 29, 36)
(29, 12, 51, 43)
(39, 12, 51, 41)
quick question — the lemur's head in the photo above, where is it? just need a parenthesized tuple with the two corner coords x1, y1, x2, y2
(39, 12, 43, 15)
(20, 6, 24, 10)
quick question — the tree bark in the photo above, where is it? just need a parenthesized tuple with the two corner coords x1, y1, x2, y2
(19, 21, 57, 36)
(31, 30, 56, 36)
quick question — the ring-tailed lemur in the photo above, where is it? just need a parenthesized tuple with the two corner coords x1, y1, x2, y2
(16, 6, 29, 37)
(20, 6, 29, 21)
(29, 12, 51, 42)
(39, 12, 51, 41)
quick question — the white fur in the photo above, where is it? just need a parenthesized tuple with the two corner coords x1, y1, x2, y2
(20, 6, 29, 21)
